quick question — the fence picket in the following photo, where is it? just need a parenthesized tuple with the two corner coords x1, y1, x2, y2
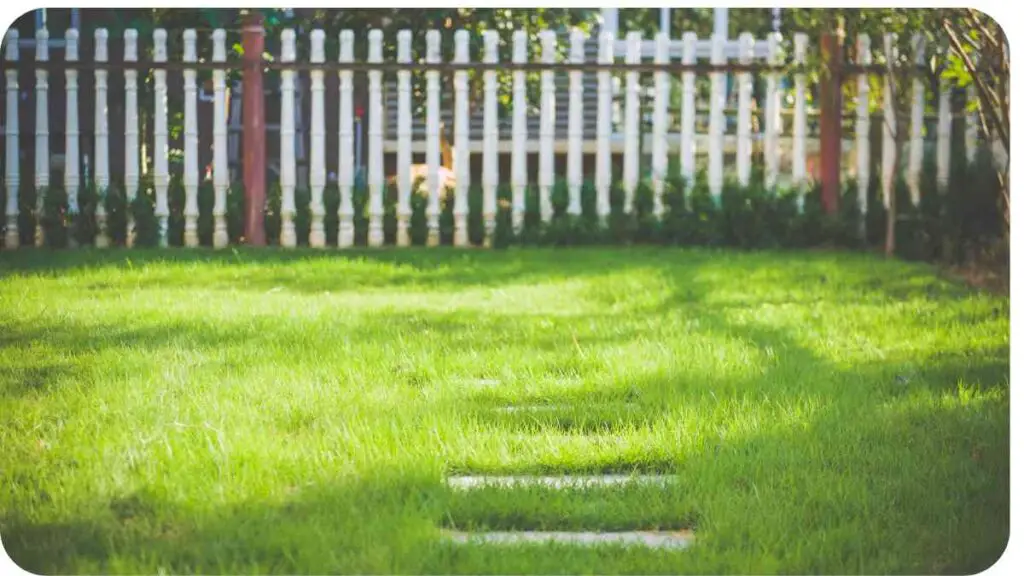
(3, 30, 18, 249)
(426, 30, 441, 246)
(453, 30, 470, 247)
(680, 32, 696, 195)
(279, 29, 297, 248)
(763, 32, 781, 190)
(881, 33, 897, 212)
(856, 33, 871, 237)
(623, 31, 640, 212)
(736, 32, 754, 187)
(596, 31, 613, 222)
(65, 29, 81, 244)
(123, 30, 139, 247)
(651, 32, 669, 218)
(937, 46, 952, 192)
(212, 29, 229, 248)
(35, 28, 50, 248)
(709, 34, 725, 200)
(482, 30, 499, 244)
(367, 29, 385, 247)
(153, 29, 170, 246)
(183, 29, 200, 247)
(908, 33, 925, 206)
(396, 30, 412, 246)
(511, 30, 527, 234)
(309, 29, 327, 248)
(792, 32, 808, 210)
(338, 30, 355, 248)
(567, 28, 585, 217)
(539, 30, 556, 222)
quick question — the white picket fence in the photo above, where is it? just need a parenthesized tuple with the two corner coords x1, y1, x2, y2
(1, 26, 983, 250)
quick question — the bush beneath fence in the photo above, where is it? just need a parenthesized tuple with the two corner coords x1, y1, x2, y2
(2, 149, 1004, 267)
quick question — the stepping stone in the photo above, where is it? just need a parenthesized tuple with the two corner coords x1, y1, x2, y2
(447, 474, 676, 490)
(440, 529, 694, 549)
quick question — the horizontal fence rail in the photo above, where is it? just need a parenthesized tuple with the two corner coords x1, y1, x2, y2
(0, 25, 994, 251)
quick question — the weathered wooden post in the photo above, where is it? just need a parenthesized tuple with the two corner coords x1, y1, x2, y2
(818, 28, 844, 215)
(242, 14, 267, 246)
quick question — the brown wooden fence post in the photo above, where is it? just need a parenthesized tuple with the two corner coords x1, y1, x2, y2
(819, 29, 844, 216)
(242, 13, 266, 246)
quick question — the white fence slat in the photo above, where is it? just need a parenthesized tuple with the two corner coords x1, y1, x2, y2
(183, 29, 199, 247)
(763, 32, 782, 190)
(792, 32, 808, 211)
(3, 30, 18, 249)
(937, 47, 952, 192)
(567, 28, 585, 217)
(338, 30, 355, 247)
(309, 29, 327, 248)
(736, 32, 754, 187)
(123, 30, 139, 247)
(907, 33, 925, 206)
(212, 29, 229, 248)
(426, 29, 441, 246)
(680, 32, 696, 194)
(367, 29, 385, 247)
(65, 30, 80, 239)
(482, 30, 499, 244)
(623, 31, 641, 212)
(708, 34, 725, 200)
(153, 29, 170, 246)
(881, 33, 897, 211)
(511, 30, 528, 234)
(539, 30, 556, 222)
(651, 32, 669, 218)
(453, 29, 470, 247)
(35, 28, 50, 248)
(396, 30, 412, 246)
(856, 33, 871, 235)
(279, 29, 297, 248)
(595, 31, 613, 222)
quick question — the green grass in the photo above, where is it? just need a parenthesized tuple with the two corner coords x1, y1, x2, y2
(0, 247, 1009, 574)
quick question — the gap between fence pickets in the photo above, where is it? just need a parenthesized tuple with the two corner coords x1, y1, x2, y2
(447, 474, 677, 490)
(440, 529, 695, 549)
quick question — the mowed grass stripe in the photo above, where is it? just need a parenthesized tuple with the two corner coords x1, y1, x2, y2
(440, 529, 696, 549)
(447, 474, 677, 489)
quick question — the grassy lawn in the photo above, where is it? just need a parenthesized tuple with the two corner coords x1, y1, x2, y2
(0, 247, 1009, 574)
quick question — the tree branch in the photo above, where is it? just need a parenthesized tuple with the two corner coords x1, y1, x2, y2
(944, 19, 1009, 153)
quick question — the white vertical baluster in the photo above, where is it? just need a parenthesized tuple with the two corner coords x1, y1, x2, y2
(511, 30, 527, 234)
(596, 31, 613, 223)
(183, 29, 199, 247)
(3, 30, 18, 249)
(937, 46, 952, 192)
(736, 32, 754, 187)
(965, 84, 978, 163)
(425, 30, 441, 246)
(212, 29, 228, 248)
(396, 30, 412, 246)
(680, 32, 697, 194)
(881, 33, 897, 212)
(623, 31, 641, 212)
(65, 29, 80, 246)
(538, 30, 556, 223)
(482, 29, 499, 245)
(709, 33, 725, 200)
(309, 29, 326, 248)
(792, 32, 808, 210)
(338, 30, 355, 248)
(452, 29, 470, 247)
(367, 29, 384, 247)
(856, 33, 871, 233)
(907, 33, 925, 206)
(93, 28, 109, 248)
(651, 32, 668, 218)
(763, 32, 782, 190)
(123, 30, 139, 247)
(35, 28, 50, 247)
(153, 29, 170, 246)
(279, 29, 297, 248)
(567, 28, 585, 217)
